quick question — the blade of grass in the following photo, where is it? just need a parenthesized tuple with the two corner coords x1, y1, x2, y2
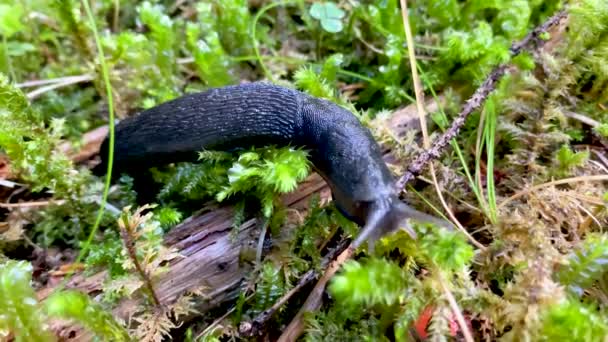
(474, 103, 488, 216)
(484, 97, 498, 223)
(407, 186, 450, 222)
(416, 63, 487, 218)
(77, 0, 115, 269)
(55, 0, 116, 293)
(400, 0, 484, 252)
(400, 5, 478, 339)
(252, 0, 295, 81)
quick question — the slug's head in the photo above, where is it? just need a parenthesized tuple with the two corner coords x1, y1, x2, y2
(343, 194, 453, 252)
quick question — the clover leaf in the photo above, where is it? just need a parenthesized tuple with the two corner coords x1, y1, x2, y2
(0, 3, 25, 38)
(309, 2, 345, 33)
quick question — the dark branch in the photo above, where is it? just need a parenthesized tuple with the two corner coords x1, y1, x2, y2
(238, 238, 351, 337)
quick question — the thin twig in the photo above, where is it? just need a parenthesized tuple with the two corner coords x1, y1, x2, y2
(564, 110, 601, 127)
(16, 74, 92, 88)
(574, 201, 603, 230)
(278, 244, 355, 342)
(439, 275, 474, 342)
(396, 9, 568, 189)
(0, 200, 66, 208)
(0, 179, 23, 188)
(197, 294, 256, 340)
(239, 239, 350, 337)
(26, 74, 94, 100)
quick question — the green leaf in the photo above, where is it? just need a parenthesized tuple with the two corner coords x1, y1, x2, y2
(539, 299, 608, 341)
(321, 53, 344, 82)
(557, 233, 608, 297)
(44, 291, 130, 341)
(310, 2, 345, 33)
(0, 260, 55, 341)
(329, 257, 413, 307)
(294, 66, 336, 100)
(0, 3, 25, 37)
(418, 224, 474, 271)
(594, 123, 608, 137)
(5, 42, 35, 56)
(555, 145, 589, 175)
(512, 52, 536, 70)
(185, 18, 233, 87)
(251, 262, 287, 315)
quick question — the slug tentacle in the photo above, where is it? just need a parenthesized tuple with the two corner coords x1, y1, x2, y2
(352, 196, 454, 252)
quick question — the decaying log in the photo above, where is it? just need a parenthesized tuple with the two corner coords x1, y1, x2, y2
(36, 99, 434, 341)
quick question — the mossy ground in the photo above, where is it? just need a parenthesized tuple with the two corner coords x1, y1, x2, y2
(1, 0, 607, 341)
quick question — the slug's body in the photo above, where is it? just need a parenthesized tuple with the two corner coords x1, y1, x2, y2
(96, 82, 444, 248)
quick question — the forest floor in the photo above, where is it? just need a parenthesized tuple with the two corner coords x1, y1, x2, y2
(1, 1, 608, 341)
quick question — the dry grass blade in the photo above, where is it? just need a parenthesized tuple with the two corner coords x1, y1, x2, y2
(25, 74, 94, 100)
(400, 1, 477, 340)
(0, 200, 66, 208)
(498, 175, 608, 209)
(399, 0, 483, 253)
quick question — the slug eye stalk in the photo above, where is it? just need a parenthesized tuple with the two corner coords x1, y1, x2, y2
(352, 197, 453, 253)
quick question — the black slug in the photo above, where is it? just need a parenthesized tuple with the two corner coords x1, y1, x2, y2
(94, 82, 447, 250)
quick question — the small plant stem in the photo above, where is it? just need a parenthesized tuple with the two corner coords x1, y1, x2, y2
(56, 0, 117, 292)
(252, 1, 295, 81)
(16, 74, 93, 88)
(255, 218, 269, 265)
(484, 100, 498, 223)
(574, 201, 603, 229)
(438, 274, 474, 342)
(0, 199, 66, 208)
(498, 175, 608, 209)
(119, 216, 162, 308)
(399, 0, 427, 147)
(3, 35, 16, 81)
(198, 295, 254, 340)
(474, 106, 488, 212)
(26, 74, 94, 100)
(564, 110, 601, 127)
(112, 0, 120, 32)
(315, 27, 322, 61)
(400, 0, 483, 250)
(278, 243, 355, 342)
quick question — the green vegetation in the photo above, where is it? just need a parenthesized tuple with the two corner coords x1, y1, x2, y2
(1, 0, 608, 340)
(0, 260, 129, 341)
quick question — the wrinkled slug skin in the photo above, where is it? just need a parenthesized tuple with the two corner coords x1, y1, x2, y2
(95, 82, 404, 245)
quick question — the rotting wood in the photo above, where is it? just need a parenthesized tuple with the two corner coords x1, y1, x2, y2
(35, 98, 435, 341)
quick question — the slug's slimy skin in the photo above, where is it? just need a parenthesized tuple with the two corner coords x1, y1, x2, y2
(95, 82, 446, 250)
